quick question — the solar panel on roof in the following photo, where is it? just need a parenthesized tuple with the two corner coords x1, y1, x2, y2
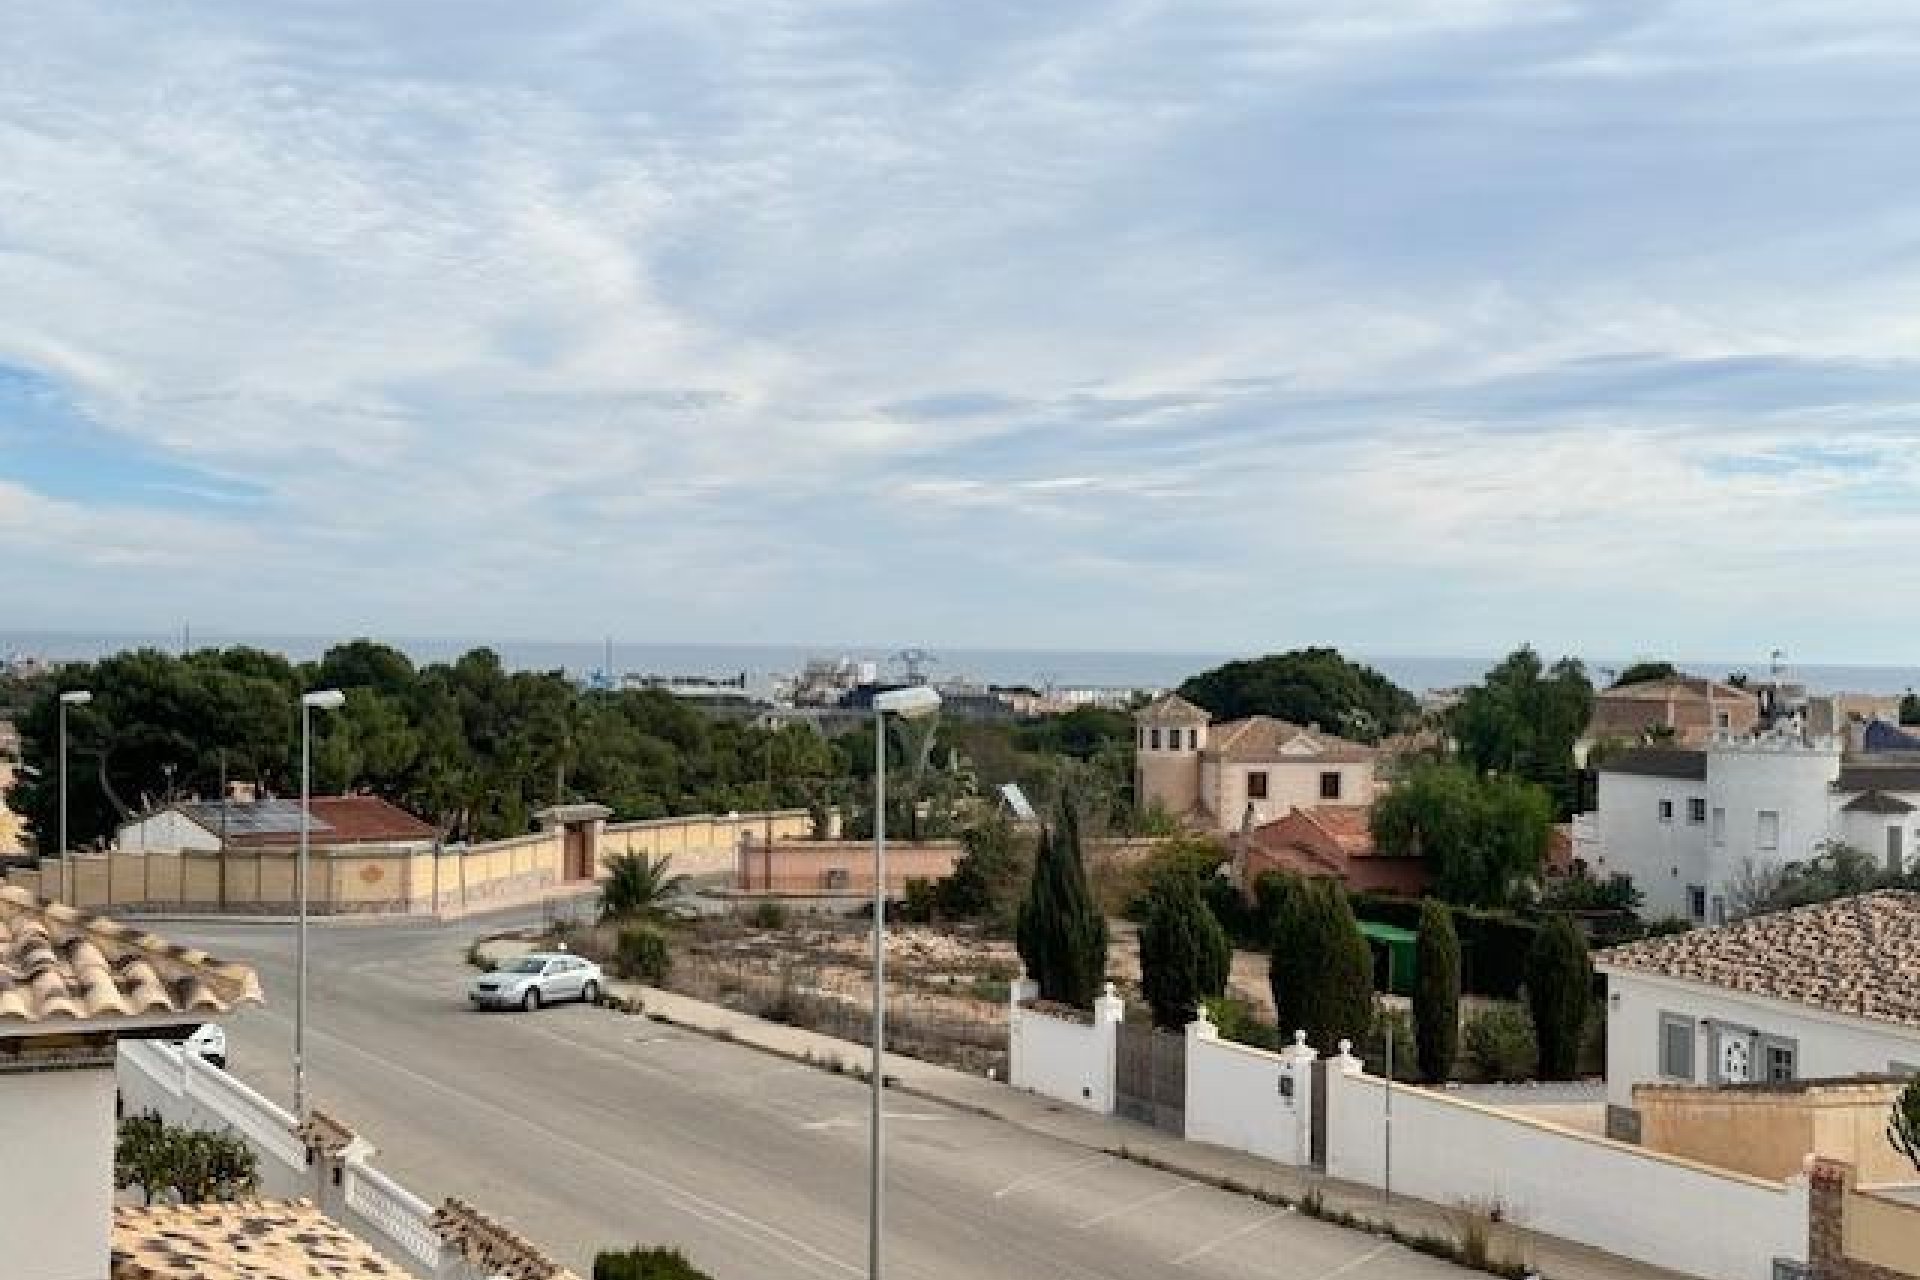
(181, 800, 334, 834)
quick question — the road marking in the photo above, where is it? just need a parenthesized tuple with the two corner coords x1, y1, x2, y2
(800, 1111, 947, 1131)
(992, 1153, 1109, 1199)
(1169, 1209, 1285, 1266)
(289, 1014, 866, 1280)
(1315, 1242, 1394, 1280)
(1071, 1180, 1189, 1228)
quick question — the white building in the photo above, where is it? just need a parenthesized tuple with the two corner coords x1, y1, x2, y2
(1596, 890, 1920, 1121)
(1583, 733, 1920, 924)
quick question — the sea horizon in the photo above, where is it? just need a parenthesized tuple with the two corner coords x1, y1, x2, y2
(5, 629, 1918, 700)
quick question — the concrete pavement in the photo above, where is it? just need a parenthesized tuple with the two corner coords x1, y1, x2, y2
(166, 910, 1482, 1280)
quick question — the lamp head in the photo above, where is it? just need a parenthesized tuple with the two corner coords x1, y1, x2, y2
(873, 685, 942, 719)
(59, 690, 92, 706)
(302, 689, 348, 711)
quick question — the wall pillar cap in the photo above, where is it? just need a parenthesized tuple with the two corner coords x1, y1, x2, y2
(1187, 1006, 1218, 1041)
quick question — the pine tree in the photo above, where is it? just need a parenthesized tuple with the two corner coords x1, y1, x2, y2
(1138, 870, 1231, 1030)
(1527, 913, 1592, 1080)
(1272, 878, 1374, 1052)
(1413, 899, 1461, 1082)
(1015, 797, 1109, 1008)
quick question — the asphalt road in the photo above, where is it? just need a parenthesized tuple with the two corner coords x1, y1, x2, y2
(168, 910, 1463, 1280)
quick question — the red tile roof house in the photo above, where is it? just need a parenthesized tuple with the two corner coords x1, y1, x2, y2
(115, 796, 440, 854)
(1232, 805, 1431, 896)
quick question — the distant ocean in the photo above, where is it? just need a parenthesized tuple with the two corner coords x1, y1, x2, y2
(4, 630, 1918, 698)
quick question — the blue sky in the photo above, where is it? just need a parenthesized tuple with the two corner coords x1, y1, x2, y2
(4, 2, 1920, 661)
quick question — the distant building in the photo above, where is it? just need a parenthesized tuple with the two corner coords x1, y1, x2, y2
(1233, 805, 1427, 896)
(1133, 693, 1380, 834)
(1583, 677, 1759, 756)
(1583, 732, 1920, 924)
(116, 795, 438, 854)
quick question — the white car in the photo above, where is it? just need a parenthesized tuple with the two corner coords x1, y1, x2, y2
(176, 1024, 227, 1069)
(468, 952, 603, 1011)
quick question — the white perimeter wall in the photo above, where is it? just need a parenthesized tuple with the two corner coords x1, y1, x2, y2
(1006, 978, 1120, 1113)
(1183, 1023, 1314, 1168)
(1324, 1058, 1807, 1280)
(2, 1066, 115, 1280)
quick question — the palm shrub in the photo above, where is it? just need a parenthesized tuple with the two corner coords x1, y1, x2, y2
(600, 853, 689, 923)
(1138, 869, 1231, 1030)
(1891, 1076, 1920, 1173)
(593, 1246, 714, 1280)
(1271, 878, 1374, 1052)
(1414, 898, 1462, 1082)
(614, 924, 672, 983)
(1015, 797, 1109, 1008)
(1526, 914, 1592, 1079)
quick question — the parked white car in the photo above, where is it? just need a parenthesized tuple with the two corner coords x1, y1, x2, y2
(468, 952, 603, 1011)
(177, 1024, 227, 1069)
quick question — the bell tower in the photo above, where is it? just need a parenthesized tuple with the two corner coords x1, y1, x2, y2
(1133, 694, 1210, 822)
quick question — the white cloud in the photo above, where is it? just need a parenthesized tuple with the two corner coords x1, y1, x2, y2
(2, 1, 1920, 658)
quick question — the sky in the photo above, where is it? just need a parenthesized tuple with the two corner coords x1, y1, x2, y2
(4, 2, 1920, 663)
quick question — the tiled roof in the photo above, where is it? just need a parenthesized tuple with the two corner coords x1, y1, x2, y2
(1135, 693, 1211, 725)
(1294, 806, 1375, 856)
(1595, 748, 1707, 780)
(1206, 716, 1376, 764)
(1598, 890, 1920, 1030)
(0, 888, 261, 1026)
(1598, 678, 1755, 704)
(113, 1200, 411, 1279)
(431, 1199, 580, 1280)
(1836, 764, 1920, 795)
(1842, 790, 1916, 815)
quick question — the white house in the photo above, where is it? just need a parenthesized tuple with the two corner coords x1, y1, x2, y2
(1583, 733, 1920, 924)
(1596, 891, 1920, 1124)
(0, 886, 261, 1280)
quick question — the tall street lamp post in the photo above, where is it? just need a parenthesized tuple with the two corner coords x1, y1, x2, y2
(296, 688, 346, 1116)
(866, 684, 941, 1280)
(57, 690, 92, 904)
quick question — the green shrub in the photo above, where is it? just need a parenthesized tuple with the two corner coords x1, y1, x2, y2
(1360, 1007, 1419, 1081)
(1463, 1005, 1538, 1081)
(614, 925, 673, 983)
(898, 877, 940, 924)
(1015, 797, 1108, 1009)
(1204, 994, 1280, 1051)
(1271, 878, 1375, 1053)
(115, 1112, 259, 1205)
(593, 1245, 715, 1280)
(748, 900, 788, 930)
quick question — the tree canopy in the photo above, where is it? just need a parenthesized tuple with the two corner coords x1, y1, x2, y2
(7, 641, 855, 849)
(1370, 762, 1553, 909)
(1610, 661, 1679, 687)
(1015, 797, 1109, 1009)
(1448, 646, 1593, 817)
(1177, 648, 1416, 744)
(1137, 868, 1231, 1030)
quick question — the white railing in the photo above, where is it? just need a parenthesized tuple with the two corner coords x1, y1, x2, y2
(181, 1051, 309, 1170)
(344, 1162, 444, 1268)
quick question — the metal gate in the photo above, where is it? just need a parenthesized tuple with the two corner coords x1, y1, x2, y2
(1115, 1023, 1186, 1133)
(1309, 1058, 1329, 1168)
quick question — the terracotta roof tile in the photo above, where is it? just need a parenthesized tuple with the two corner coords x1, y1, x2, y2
(1598, 890, 1920, 1030)
(113, 1200, 411, 1279)
(175, 796, 437, 847)
(0, 888, 260, 1026)
(1134, 693, 1211, 725)
(431, 1199, 580, 1280)
(1205, 716, 1376, 764)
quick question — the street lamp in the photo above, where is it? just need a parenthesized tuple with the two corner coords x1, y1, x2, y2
(57, 690, 92, 904)
(296, 688, 346, 1116)
(866, 683, 940, 1280)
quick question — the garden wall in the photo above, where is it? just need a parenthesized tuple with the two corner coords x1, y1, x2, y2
(1006, 976, 1122, 1113)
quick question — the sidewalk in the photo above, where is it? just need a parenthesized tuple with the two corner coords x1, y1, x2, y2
(613, 980, 1693, 1280)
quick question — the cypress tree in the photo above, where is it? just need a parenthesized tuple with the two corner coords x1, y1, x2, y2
(1527, 913, 1592, 1080)
(1413, 899, 1461, 1082)
(1265, 872, 1313, 1036)
(1272, 878, 1374, 1052)
(1138, 870, 1231, 1030)
(1015, 797, 1109, 1008)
